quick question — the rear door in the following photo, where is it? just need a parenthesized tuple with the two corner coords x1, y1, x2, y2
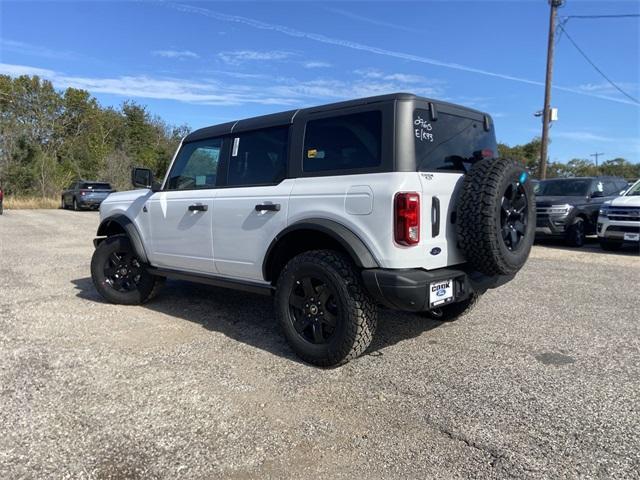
(146, 137, 223, 274)
(213, 126, 293, 281)
(413, 102, 497, 269)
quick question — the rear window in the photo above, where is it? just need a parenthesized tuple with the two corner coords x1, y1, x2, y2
(303, 111, 381, 172)
(414, 109, 496, 172)
(81, 182, 111, 190)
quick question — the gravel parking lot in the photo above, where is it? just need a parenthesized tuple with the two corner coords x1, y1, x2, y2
(1, 209, 639, 479)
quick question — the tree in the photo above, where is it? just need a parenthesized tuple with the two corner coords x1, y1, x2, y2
(498, 137, 543, 175)
(0, 75, 188, 197)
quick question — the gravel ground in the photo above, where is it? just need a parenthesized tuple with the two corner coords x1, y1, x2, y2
(1, 209, 639, 479)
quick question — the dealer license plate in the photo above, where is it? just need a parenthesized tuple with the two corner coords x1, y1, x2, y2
(623, 232, 640, 242)
(429, 279, 454, 308)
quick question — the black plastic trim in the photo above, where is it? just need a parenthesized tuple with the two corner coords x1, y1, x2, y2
(361, 266, 513, 312)
(150, 267, 273, 296)
(262, 218, 379, 281)
(95, 215, 149, 263)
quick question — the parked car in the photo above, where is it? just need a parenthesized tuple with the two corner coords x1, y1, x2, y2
(61, 181, 114, 210)
(597, 179, 640, 250)
(90, 93, 536, 366)
(535, 176, 628, 247)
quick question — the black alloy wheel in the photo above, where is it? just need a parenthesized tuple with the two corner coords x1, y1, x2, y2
(103, 250, 144, 293)
(288, 275, 339, 344)
(500, 181, 529, 252)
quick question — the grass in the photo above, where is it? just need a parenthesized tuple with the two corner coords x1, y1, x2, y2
(3, 196, 60, 209)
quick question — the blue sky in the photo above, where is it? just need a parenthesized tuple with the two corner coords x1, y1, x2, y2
(1, 0, 639, 163)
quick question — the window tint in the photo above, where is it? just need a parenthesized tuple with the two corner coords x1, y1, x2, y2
(303, 111, 381, 172)
(81, 182, 111, 190)
(537, 179, 592, 196)
(414, 109, 497, 172)
(166, 138, 222, 190)
(227, 126, 288, 186)
(602, 180, 621, 196)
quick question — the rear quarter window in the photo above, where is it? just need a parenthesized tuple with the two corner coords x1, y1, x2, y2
(414, 109, 496, 173)
(303, 111, 381, 173)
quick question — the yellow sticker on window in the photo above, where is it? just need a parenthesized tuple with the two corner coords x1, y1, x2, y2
(307, 148, 317, 158)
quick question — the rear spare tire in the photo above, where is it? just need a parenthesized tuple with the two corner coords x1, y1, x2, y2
(457, 158, 535, 276)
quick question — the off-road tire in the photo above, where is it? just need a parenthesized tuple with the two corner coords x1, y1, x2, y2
(91, 235, 164, 305)
(275, 250, 377, 367)
(420, 293, 481, 322)
(599, 239, 623, 251)
(565, 217, 585, 247)
(457, 157, 535, 276)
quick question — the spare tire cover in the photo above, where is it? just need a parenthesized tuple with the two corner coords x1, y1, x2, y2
(456, 157, 536, 276)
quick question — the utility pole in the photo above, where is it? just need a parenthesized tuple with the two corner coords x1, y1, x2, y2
(590, 152, 604, 173)
(539, 0, 564, 180)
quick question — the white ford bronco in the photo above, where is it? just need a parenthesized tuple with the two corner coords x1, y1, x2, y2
(91, 93, 535, 366)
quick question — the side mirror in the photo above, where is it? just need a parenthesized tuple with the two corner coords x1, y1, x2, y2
(591, 190, 604, 198)
(131, 167, 155, 190)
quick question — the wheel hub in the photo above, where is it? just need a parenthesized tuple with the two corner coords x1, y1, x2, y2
(289, 277, 338, 344)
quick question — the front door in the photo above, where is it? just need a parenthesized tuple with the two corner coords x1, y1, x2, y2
(146, 137, 223, 274)
(213, 126, 292, 281)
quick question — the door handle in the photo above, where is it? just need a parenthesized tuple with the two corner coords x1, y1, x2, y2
(255, 203, 281, 212)
(188, 204, 208, 212)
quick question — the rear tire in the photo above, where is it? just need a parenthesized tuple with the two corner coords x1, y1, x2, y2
(72, 197, 79, 211)
(275, 250, 377, 367)
(565, 217, 585, 247)
(599, 239, 623, 251)
(420, 293, 481, 322)
(91, 235, 164, 305)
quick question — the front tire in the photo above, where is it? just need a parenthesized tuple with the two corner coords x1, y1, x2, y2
(91, 235, 164, 305)
(72, 197, 79, 211)
(565, 217, 585, 247)
(275, 250, 377, 367)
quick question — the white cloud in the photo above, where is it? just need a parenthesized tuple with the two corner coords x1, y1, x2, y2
(0, 39, 79, 60)
(217, 50, 293, 65)
(0, 62, 445, 108)
(152, 49, 199, 59)
(168, 2, 640, 107)
(354, 69, 429, 84)
(553, 131, 619, 143)
(304, 61, 331, 69)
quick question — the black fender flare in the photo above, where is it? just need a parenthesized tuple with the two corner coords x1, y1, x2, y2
(262, 218, 379, 280)
(95, 214, 149, 264)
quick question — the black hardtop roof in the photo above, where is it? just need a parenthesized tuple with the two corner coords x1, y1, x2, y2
(184, 92, 489, 143)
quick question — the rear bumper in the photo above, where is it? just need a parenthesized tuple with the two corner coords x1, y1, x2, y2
(361, 266, 514, 312)
(77, 198, 105, 209)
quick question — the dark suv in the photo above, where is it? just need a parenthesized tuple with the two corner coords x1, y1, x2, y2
(61, 181, 114, 210)
(535, 176, 628, 246)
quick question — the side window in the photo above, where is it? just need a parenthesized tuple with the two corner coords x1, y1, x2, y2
(227, 126, 288, 187)
(166, 138, 222, 190)
(303, 111, 381, 172)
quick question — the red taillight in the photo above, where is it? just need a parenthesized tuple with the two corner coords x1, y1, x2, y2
(481, 148, 494, 158)
(394, 192, 420, 246)
(80, 189, 88, 196)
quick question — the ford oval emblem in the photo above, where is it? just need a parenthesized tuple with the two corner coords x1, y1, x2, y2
(436, 288, 446, 297)
(430, 247, 441, 256)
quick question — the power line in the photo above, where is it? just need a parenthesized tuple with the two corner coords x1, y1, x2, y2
(557, 23, 640, 105)
(561, 14, 640, 19)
